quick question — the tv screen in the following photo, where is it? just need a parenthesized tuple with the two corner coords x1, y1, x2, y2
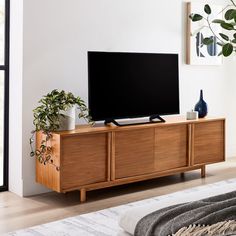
(88, 51, 179, 121)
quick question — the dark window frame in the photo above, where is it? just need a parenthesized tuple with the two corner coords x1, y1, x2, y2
(0, 0, 10, 191)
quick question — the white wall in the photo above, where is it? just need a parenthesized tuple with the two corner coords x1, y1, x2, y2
(223, 56, 236, 156)
(9, 0, 23, 196)
(10, 0, 233, 196)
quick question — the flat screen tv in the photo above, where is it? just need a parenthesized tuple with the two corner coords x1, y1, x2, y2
(88, 51, 179, 125)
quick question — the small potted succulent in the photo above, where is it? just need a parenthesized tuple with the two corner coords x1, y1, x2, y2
(30, 89, 93, 168)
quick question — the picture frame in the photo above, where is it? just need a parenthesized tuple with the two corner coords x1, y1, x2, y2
(186, 2, 223, 65)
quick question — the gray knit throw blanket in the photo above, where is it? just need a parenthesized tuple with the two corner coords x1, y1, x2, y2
(134, 191, 236, 236)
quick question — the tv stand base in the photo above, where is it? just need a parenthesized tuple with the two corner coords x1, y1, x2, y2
(35, 117, 225, 203)
(104, 115, 165, 127)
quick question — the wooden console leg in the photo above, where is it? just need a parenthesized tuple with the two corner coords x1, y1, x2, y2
(80, 188, 86, 203)
(201, 166, 206, 178)
(180, 173, 185, 178)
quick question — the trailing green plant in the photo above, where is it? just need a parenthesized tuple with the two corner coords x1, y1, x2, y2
(30, 89, 93, 169)
(189, 0, 236, 57)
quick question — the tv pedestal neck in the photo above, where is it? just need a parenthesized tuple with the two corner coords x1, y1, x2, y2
(104, 115, 165, 127)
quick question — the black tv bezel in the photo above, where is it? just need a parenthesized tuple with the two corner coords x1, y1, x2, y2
(88, 51, 180, 122)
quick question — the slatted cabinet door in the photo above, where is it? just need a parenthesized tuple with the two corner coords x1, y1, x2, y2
(115, 128, 155, 179)
(35, 117, 225, 202)
(60, 133, 108, 191)
(155, 125, 189, 171)
(193, 121, 225, 165)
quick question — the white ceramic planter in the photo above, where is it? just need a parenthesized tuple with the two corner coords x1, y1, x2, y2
(58, 106, 76, 131)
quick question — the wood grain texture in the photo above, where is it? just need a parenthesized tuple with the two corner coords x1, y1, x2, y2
(115, 128, 155, 179)
(188, 124, 192, 166)
(80, 188, 86, 203)
(35, 117, 225, 201)
(111, 132, 116, 181)
(155, 125, 188, 171)
(36, 132, 61, 192)
(54, 117, 225, 137)
(190, 124, 195, 166)
(61, 133, 108, 191)
(193, 120, 225, 165)
(201, 165, 206, 178)
(107, 133, 112, 181)
(79, 165, 204, 192)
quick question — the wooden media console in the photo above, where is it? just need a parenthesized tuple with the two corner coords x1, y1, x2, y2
(36, 116, 225, 202)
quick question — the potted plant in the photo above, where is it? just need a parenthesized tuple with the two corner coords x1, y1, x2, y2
(30, 89, 93, 168)
(189, 0, 236, 57)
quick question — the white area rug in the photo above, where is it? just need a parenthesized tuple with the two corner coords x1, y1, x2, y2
(5, 178, 236, 236)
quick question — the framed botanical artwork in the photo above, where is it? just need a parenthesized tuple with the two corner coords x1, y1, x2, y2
(186, 2, 223, 65)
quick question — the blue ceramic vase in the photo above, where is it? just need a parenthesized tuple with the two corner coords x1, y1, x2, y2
(194, 90, 208, 118)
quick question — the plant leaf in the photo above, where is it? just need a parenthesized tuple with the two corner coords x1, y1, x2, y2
(222, 43, 233, 57)
(221, 22, 235, 30)
(189, 14, 203, 22)
(203, 37, 214, 45)
(204, 4, 211, 15)
(219, 33, 229, 41)
(232, 39, 236, 44)
(225, 9, 236, 21)
(212, 19, 225, 24)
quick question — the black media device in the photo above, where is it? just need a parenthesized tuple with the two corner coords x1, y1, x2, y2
(88, 51, 179, 126)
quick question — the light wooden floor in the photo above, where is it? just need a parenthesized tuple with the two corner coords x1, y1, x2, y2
(1, 158, 236, 234)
